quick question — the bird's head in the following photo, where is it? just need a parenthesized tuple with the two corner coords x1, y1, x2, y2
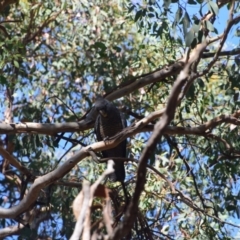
(95, 96, 108, 117)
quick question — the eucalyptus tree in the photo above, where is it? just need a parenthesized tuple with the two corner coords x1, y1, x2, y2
(0, 0, 239, 239)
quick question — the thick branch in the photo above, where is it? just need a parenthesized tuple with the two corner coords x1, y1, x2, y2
(110, 28, 211, 238)
(106, 62, 184, 101)
(0, 121, 93, 135)
(202, 48, 240, 58)
(0, 130, 137, 218)
(1, 109, 240, 140)
(110, 60, 191, 240)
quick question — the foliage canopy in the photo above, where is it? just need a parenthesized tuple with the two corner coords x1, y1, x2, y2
(0, 0, 240, 239)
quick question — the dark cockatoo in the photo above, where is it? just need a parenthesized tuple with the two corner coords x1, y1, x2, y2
(94, 96, 126, 182)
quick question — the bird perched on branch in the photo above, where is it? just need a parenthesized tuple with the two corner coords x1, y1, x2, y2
(94, 96, 126, 182)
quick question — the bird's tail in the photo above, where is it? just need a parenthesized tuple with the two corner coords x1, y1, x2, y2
(109, 160, 125, 182)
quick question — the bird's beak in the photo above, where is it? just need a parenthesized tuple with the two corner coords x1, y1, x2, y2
(99, 110, 108, 117)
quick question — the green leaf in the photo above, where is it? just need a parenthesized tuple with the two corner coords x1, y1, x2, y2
(197, 78, 204, 88)
(186, 83, 195, 100)
(207, 0, 219, 15)
(197, 30, 204, 43)
(237, 206, 240, 219)
(192, 23, 200, 32)
(163, 0, 171, 8)
(226, 204, 236, 212)
(205, 20, 215, 32)
(188, 0, 197, 4)
(14, 60, 19, 68)
(234, 92, 239, 102)
(183, 12, 190, 28)
(191, 37, 197, 48)
(185, 30, 195, 46)
(182, 12, 191, 36)
(0, 75, 7, 85)
(148, 13, 155, 18)
(174, 7, 183, 24)
(135, 10, 143, 22)
(128, 4, 135, 13)
(93, 42, 107, 52)
(235, 27, 240, 37)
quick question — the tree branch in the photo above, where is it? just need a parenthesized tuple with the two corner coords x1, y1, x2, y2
(106, 62, 184, 101)
(0, 146, 33, 177)
(202, 48, 240, 58)
(0, 224, 24, 238)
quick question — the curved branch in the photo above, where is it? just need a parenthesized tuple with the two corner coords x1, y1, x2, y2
(0, 123, 146, 218)
(110, 52, 195, 240)
(0, 143, 86, 218)
(1, 109, 240, 139)
(106, 62, 184, 101)
(202, 48, 240, 58)
(200, 10, 240, 76)
(0, 146, 33, 177)
(0, 224, 24, 238)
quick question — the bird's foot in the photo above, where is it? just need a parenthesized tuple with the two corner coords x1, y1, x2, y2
(87, 147, 100, 163)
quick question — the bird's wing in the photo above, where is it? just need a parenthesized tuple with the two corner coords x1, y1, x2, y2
(94, 114, 102, 142)
(119, 111, 127, 157)
(94, 114, 110, 159)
